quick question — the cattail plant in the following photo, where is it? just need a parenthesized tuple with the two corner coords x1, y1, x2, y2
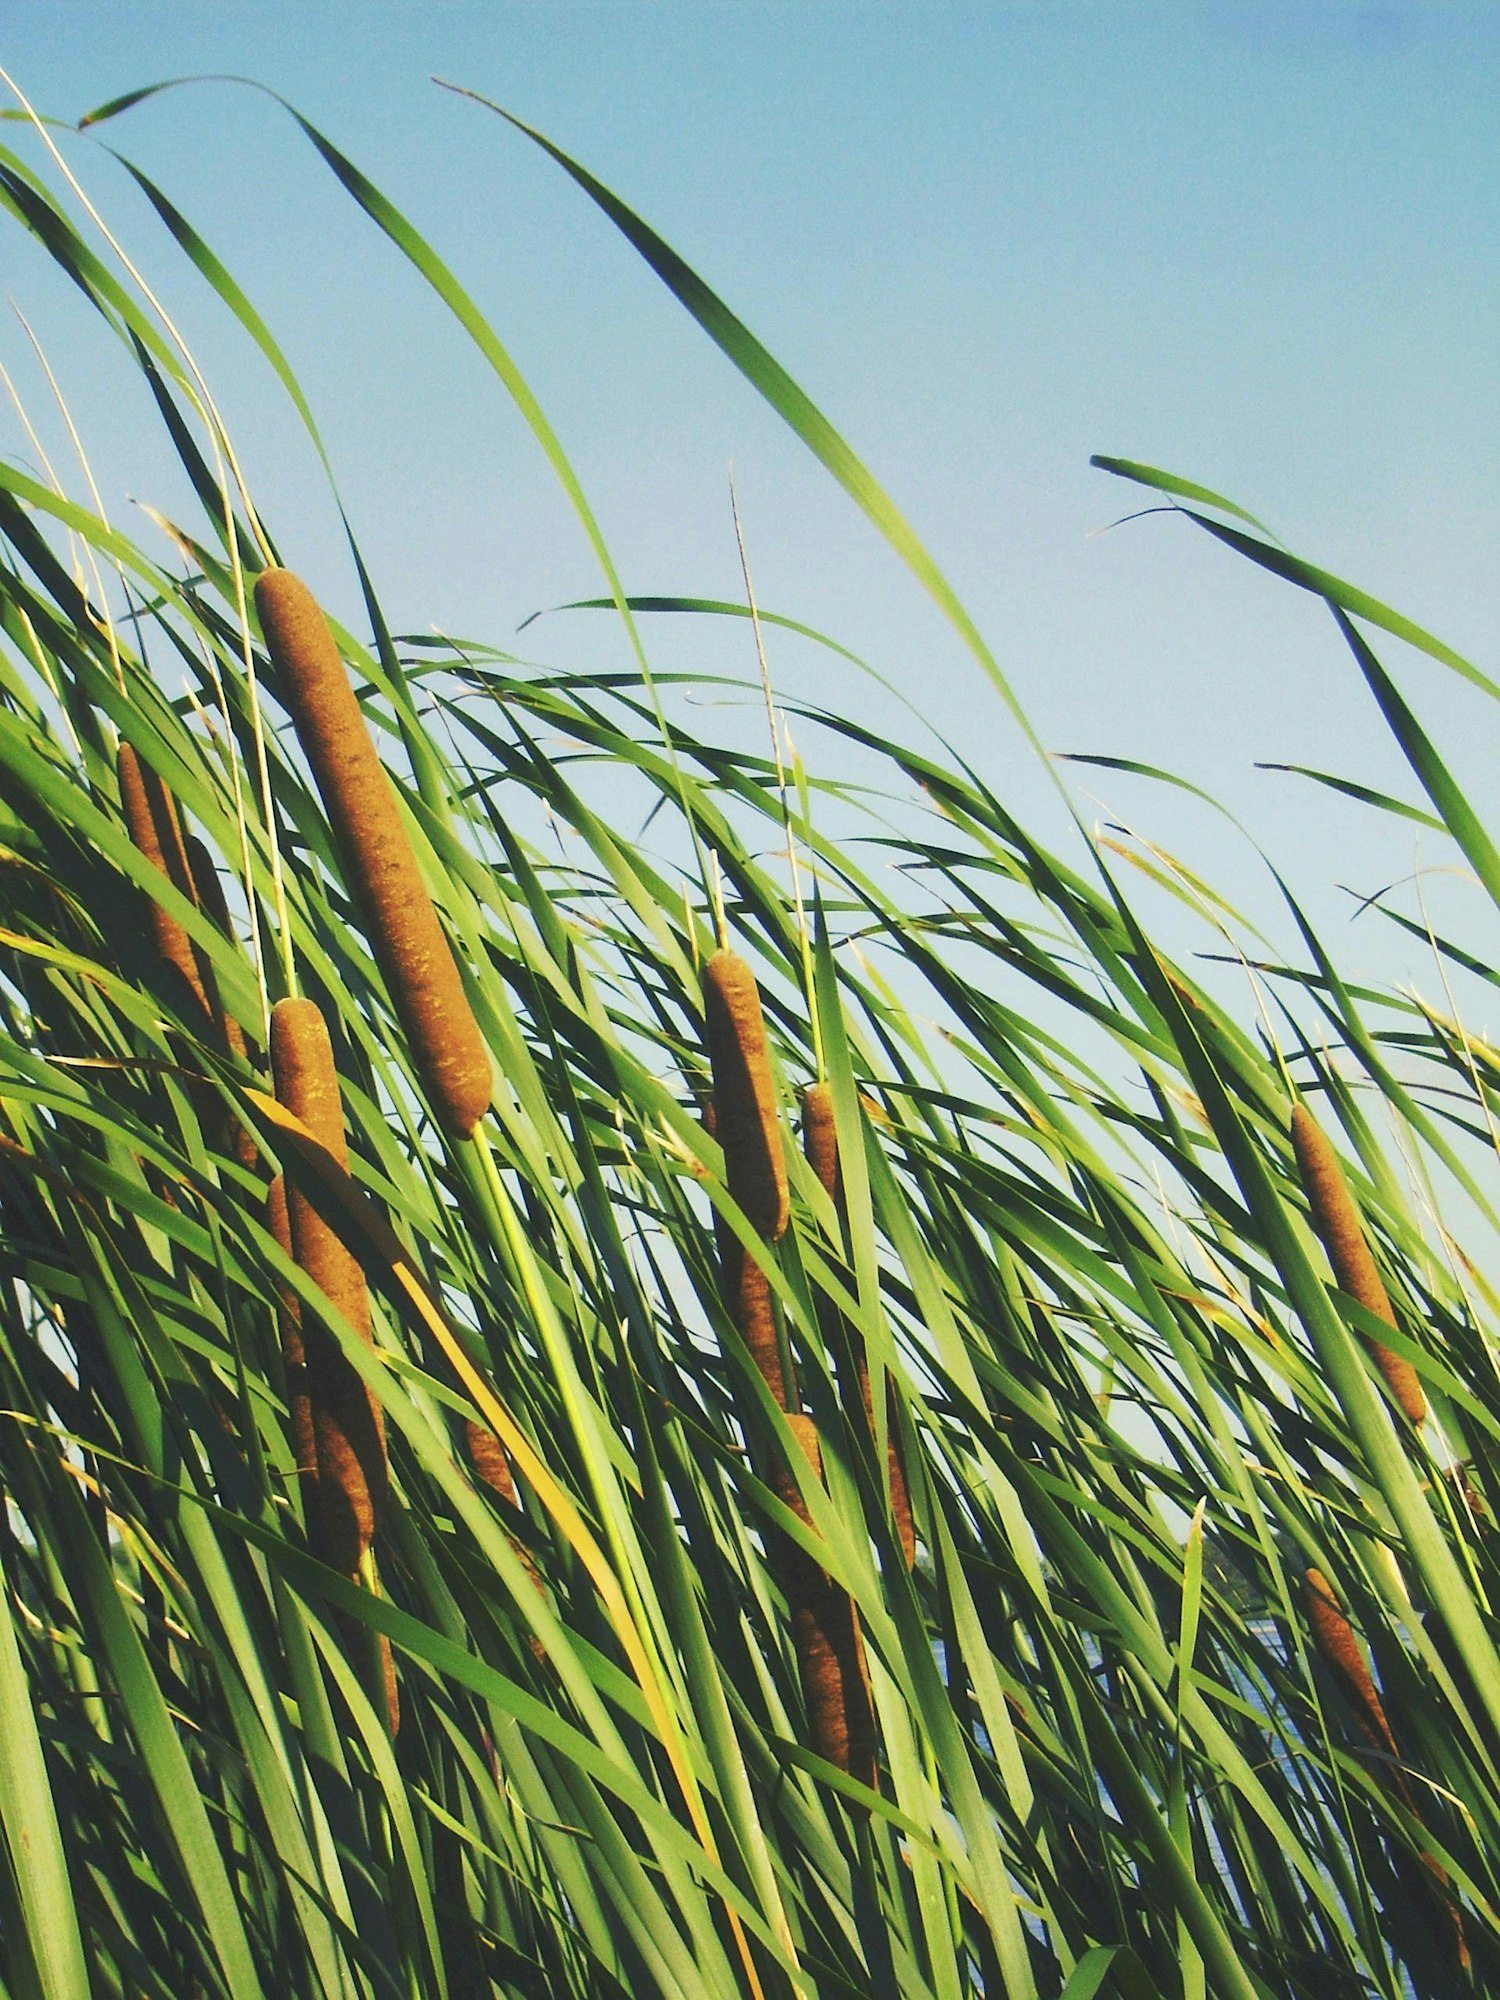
(703, 949, 791, 1402)
(703, 951, 876, 1781)
(1291, 1103, 1427, 1425)
(803, 1081, 916, 1568)
(465, 1416, 519, 1504)
(269, 996, 387, 1578)
(254, 568, 492, 1140)
(117, 740, 214, 1025)
(119, 743, 255, 1163)
(1304, 1566, 1467, 1969)
(702, 949, 788, 1244)
(774, 1413, 877, 1789)
(1303, 1566, 1402, 1772)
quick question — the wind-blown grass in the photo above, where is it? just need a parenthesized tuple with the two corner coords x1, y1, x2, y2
(0, 74, 1494, 2000)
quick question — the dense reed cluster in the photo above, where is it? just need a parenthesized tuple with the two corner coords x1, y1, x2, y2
(0, 78, 1495, 2000)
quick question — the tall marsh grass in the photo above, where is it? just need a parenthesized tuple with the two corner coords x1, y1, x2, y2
(0, 73, 1494, 2000)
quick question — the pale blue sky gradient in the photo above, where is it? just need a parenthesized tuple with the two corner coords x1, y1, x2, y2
(6, 3, 1498, 1002)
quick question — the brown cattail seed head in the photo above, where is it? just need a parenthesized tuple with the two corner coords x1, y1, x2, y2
(1303, 1568, 1467, 1967)
(727, 1238, 791, 1409)
(707, 1096, 790, 1403)
(270, 996, 385, 1575)
(774, 1412, 876, 1788)
(117, 742, 212, 1020)
(1303, 1566, 1400, 1767)
(802, 1079, 839, 1198)
(267, 1174, 315, 1487)
(1291, 1104, 1427, 1426)
(380, 1632, 400, 1738)
(702, 949, 787, 1240)
(255, 568, 492, 1139)
(803, 1083, 916, 1568)
(465, 1417, 518, 1506)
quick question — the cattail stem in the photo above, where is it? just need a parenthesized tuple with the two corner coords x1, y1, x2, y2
(702, 955, 876, 1783)
(1290, 1104, 1427, 1426)
(803, 1082, 916, 1567)
(270, 997, 386, 1581)
(255, 568, 491, 1139)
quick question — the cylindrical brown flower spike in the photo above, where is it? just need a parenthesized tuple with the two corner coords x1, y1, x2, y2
(703, 950, 788, 1242)
(267, 1173, 316, 1495)
(1303, 1566, 1402, 1771)
(464, 1417, 518, 1506)
(803, 1082, 916, 1568)
(269, 997, 387, 1579)
(775, 1415, 877, 1790)
(117, 742, 213, 1023)
(703, 955, 792, 1404)
(1290, 1104, 1427, 1426)
(1303, 1566, 1468, 1969)
(463, 1416, 547, 1635)
(701, 960, 877, 1783)
(255, 568, 492, 1140)
(120, 746, 258, 1160)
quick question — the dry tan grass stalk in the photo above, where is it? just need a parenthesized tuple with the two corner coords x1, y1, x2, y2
(703, 949, 788, 1241)
(255, 568, 492, 1139)
(774, 1413, 876, 1788)
(1290, 1103, 1427, 1425)
(803, 1082, 916, 1567)
(270, 996, 386, 1580)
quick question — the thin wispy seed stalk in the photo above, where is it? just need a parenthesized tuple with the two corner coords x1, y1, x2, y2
(256, 568, 492, 1139)
(1291, 1102, 1428, 1425)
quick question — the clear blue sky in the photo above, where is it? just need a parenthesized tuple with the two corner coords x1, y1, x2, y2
(6, 3, 1498, 1004)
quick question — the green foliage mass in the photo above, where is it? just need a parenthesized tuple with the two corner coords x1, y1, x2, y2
(0, 77, 1495, 2000)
